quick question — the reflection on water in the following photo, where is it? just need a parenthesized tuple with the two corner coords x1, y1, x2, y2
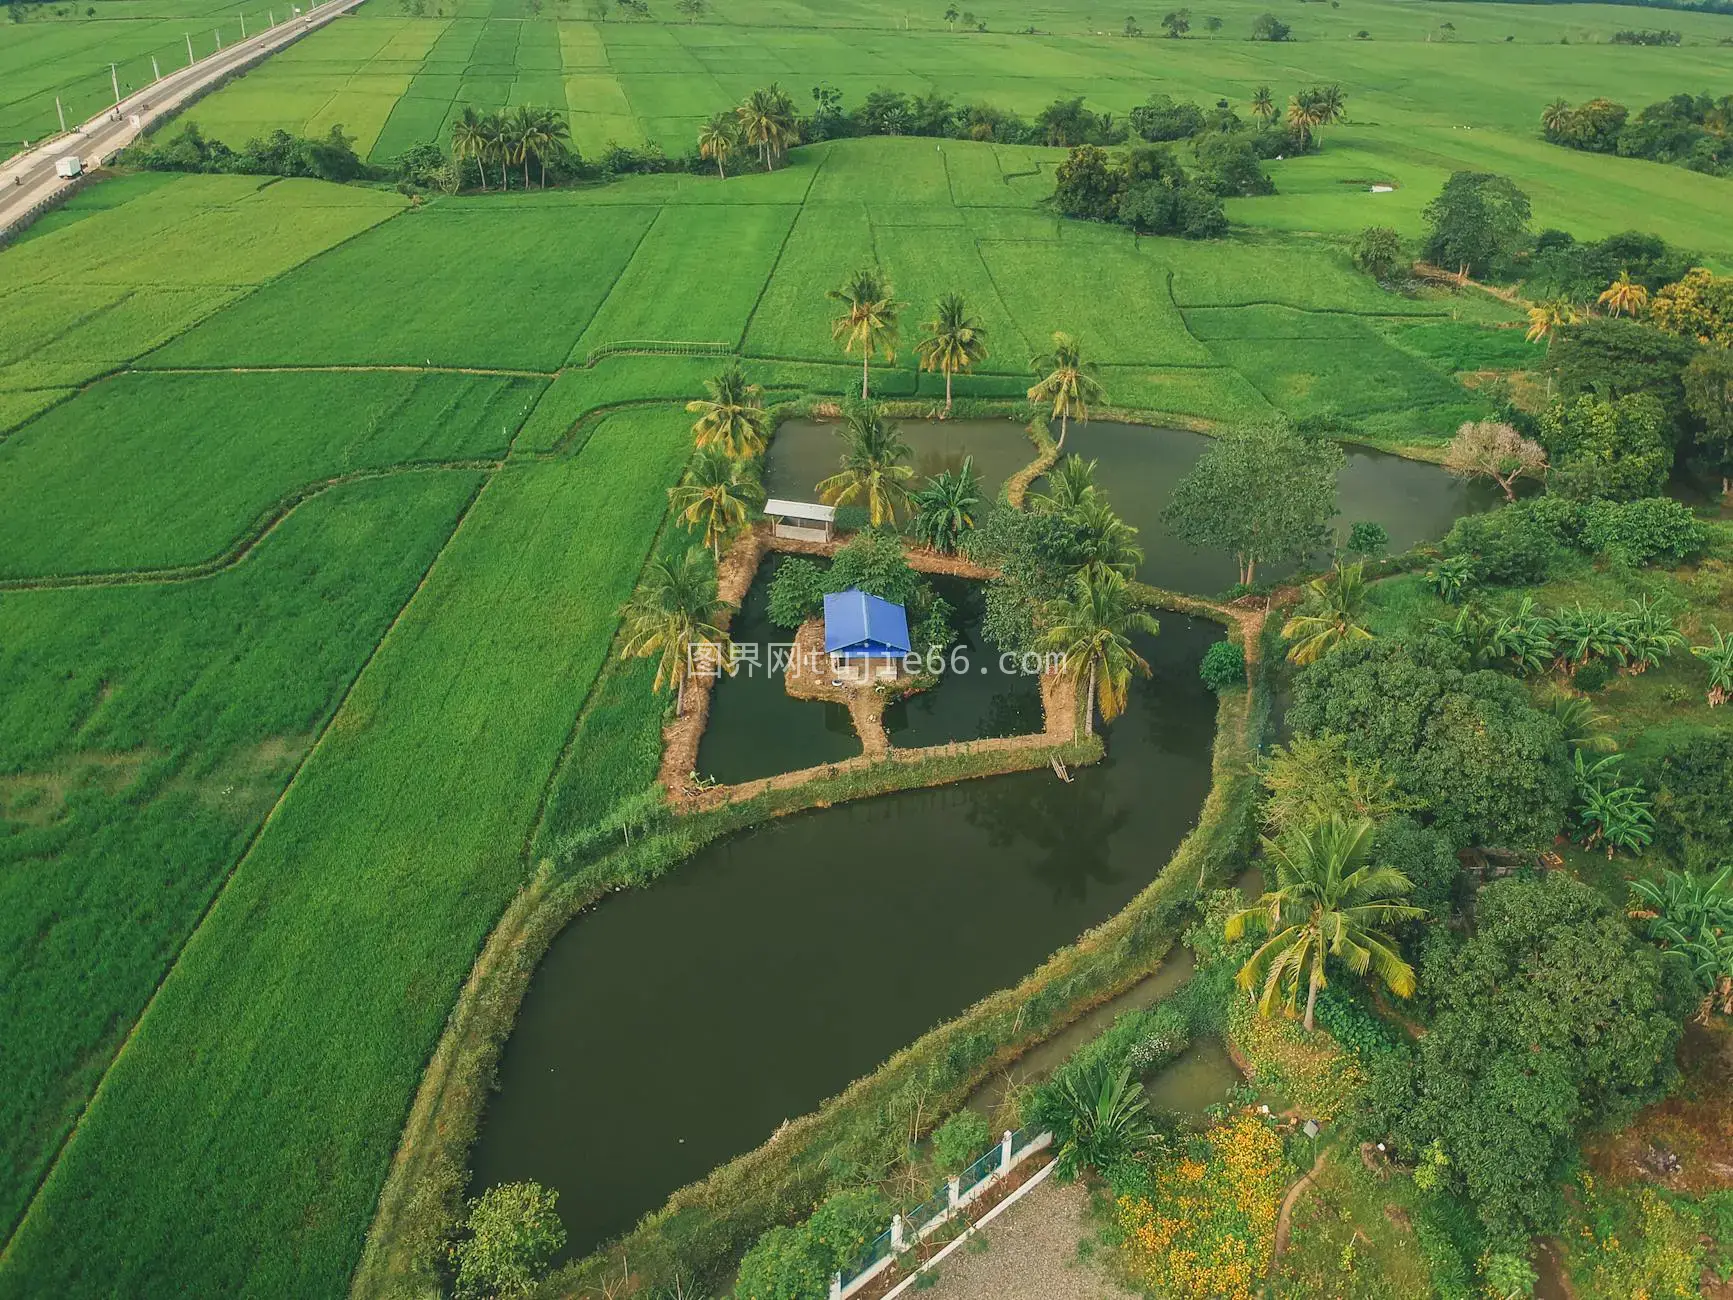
(471, 615, 1224, 1256)
(766, 417, 1035, 503)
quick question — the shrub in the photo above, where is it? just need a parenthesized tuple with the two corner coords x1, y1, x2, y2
(450, 1182, 565, 1300)
(1651, 731, 1733, 864)
(1581, 497, 1708, 566)
(1345, 520, 1389, 556)
(930, 1110, 993, 1175)
(1572, 659, 1611, 692)
(1351, 226, 1404, 281)
(1198, 639, 1246, 691)
(1443, 510, 1555, 586)
(1373, 814, 1462, 917)
(733, 1225, 829, 1300)
(766, 557, 826, 629)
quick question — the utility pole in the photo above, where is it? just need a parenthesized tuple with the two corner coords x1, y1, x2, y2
(111, 63, 120, 105)
(240, 12, 246, 35)
(56, 97, 66, 133)
(152, 55, 161, 81)
(214, 28, 222, 49)
(268, 8, 274, 23)
(186, 33, 195, 65)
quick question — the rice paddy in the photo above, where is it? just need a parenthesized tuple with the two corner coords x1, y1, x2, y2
(1, 0, 1729, 1292)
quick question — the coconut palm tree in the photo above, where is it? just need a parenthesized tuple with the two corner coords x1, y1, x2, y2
(452, 107, 490, 190)
(737, 83, 796, 170)
(1286, 92, 1323, 149)
(1028, 332, 1104, 450)
(1599, 270, 1650, 318)
(1038, 567, 1160, 737)
(1028, 453, 1097, 516)
(1281, 560, 1375, 664)
(686, 364, 769, 460)
(828, 268, 901, 401)
(618, 546, 731, 716)
(908, 457, 983, 553)
(1314, 83, 1347, 126)
(524, 107, 569, 188)
(1525, 298, 1579, 350)
(1251, 85, 1274, 123)
(669, 446, 764, 562)
(816, 403, 914, 525)
(1071, 495, 1143, 580)
(697, 111, 738, 178)
(1226, 816, 1424, 1031)
(915, 292, 989, 414)
(1541, 97, 1572, 135)
(480, 110, 510, 190)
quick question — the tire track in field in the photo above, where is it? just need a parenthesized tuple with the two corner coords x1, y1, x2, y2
(0, 465, 493, 1265)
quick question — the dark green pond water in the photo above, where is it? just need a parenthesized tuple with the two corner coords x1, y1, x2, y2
(470, 615, 1224, 1256)
(770, 418, 1497, 596)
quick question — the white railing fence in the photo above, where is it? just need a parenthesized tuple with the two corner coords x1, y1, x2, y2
(831, 1128, 1053, 1300)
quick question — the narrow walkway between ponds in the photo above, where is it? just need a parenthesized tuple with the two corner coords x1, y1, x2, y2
(917, 1178, 1137, 1300)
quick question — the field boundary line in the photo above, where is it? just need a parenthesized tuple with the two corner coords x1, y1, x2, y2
(559, 201, 661, 369)
(0, 465, 493, 1265)
(0, 460, 499, 591)
(136, 363, 558, 378)
(737, 199, 804, 350)
(527, 395, 688, 461)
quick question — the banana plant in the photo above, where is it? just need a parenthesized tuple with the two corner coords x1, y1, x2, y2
(1432, 604, 1498, 668)
(1629, 866, 1733, 1021)
(1489, 596, 1555, 676)
(1550, 603, 1632, 673)
(1622, 595, 1686, 674)
(1692, 626, 1733, 707)
(1427, 554, 1477, 604)
(1571, 750, 1654, 858)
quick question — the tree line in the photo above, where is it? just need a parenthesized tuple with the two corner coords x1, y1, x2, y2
(1542, 91, 1732, 177)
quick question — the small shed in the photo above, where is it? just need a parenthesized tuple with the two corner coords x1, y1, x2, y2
(823, 588, 911, 684)
(764, 498, 835, 543)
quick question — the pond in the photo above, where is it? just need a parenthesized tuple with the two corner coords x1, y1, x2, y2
(694, 554, 861, 785)
(469, 615, 1225, 1257)
(766, 415, 1037, 504)
(767, 417, 1498, 597)
(1141, 1037, 1244, 1117)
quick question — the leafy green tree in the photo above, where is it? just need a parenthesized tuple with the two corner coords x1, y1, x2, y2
(1421, 171, 1532, 280)
(824, 528, 922, 605)
(1227, 816, 1423, 1029)
(1282, 560, 1374, 664)
(618, 546, 731, 715)
(669, 446, 764, 561)
(1250, 11, 1290, 40)
(1163, 420, 1343, 586)
(1039, 567, 1160, 736)
(1027, 332, 1104, 449)
(966, 507, 1087, 653)
(1371, 874, 1678, 1240)
(1552, 317, 1697, 436)
(1683, 345, 1733, 499)
(1652, 730, 1733, 859)
(766, 556, 826, 629)
(1539, 392, 1673, 501)
(1287, 640, 1572, 848)
(734, 1225, 828, 1300)
(1351, 225, 1405, 280)
(1345, 521, 1388, 555)
(1259, 732, 1418, 835)
(828, 268, 901, 400)
(1650, 266, 1733, 347)
(816, 403, 914, 525)
(1051, 144, 1120, 221)
(1160, 8, 1189, 36)
(450, 1182, 566, 1300)
(915, 293, 989, 413)
(686, 363, 769, 460)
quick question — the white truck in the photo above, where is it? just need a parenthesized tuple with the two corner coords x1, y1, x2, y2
(54, 155, 84, 179)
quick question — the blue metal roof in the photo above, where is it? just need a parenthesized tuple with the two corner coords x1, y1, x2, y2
(823, 588, 912, 658)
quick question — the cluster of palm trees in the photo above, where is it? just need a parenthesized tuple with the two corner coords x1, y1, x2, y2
(698, 84, 799, 177)
(826, 269, 1102, 437)
(451, 105, 571, 190)
(1250, 82, 1346, 149)
(1525, 270, 1652, 349)
(618, 364, 772, 715)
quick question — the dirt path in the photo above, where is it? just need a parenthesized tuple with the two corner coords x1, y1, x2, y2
(920, 1177, 1137, 1300)
(1270, 1148, 1330, 1276)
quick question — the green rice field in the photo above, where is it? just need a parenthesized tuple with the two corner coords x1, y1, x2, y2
(0, 0, 1730, 1292)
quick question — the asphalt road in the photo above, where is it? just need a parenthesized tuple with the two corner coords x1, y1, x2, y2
(0, 0, 367, 235)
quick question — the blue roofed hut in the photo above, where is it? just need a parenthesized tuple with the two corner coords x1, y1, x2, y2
(823, 588, 912, 684)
